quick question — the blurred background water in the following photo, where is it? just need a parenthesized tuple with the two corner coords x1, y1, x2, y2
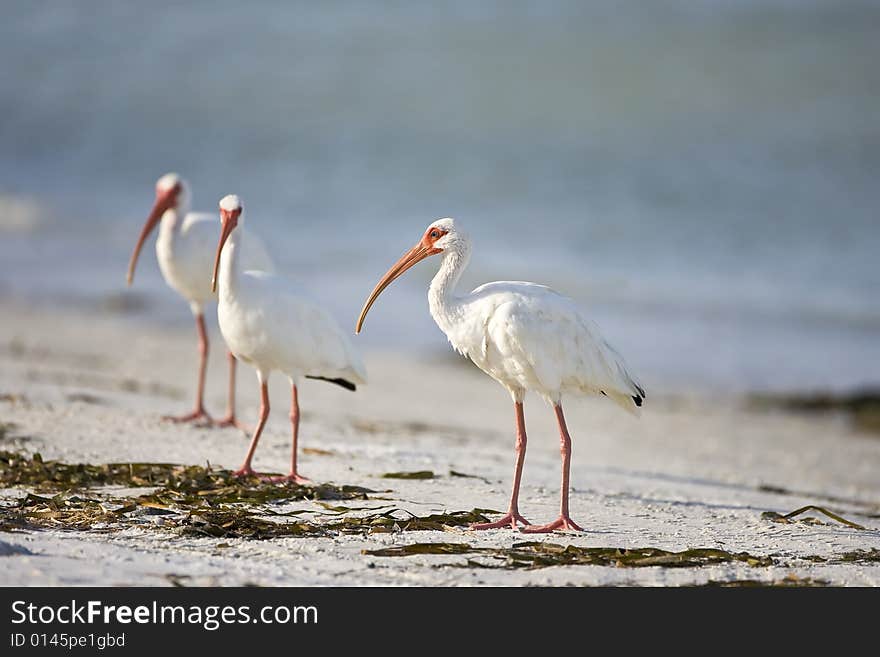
(0, 0, 878, 394)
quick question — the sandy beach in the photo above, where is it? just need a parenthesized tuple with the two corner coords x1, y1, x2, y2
(1, 298, 878, 587)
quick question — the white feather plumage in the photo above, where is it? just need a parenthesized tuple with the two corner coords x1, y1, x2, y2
(425, 219, 643, 410)
(356, 216, 644, 531)
(156, 197, 272, 315)
(216, 219, 366, 386)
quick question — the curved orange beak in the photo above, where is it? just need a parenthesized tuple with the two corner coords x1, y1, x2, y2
(355, 241, 441, 334)
(212, 209, 240, 293)
(126, 188, 177, 286)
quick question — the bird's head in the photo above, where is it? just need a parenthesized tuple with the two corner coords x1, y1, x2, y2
(420, 217, 470, 253)
(355, 217, 468, 333)
(211, 195, 243, 293)
(126, 173, 188, 286)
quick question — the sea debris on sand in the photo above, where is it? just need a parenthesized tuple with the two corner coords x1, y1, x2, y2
(364, 542, 776, 570)
(0, 451, 373, 503)
(2, 494, 496, 540)
(381, 471, 436, 480)
(762, 505, 866, 530)
(696, 575, 828, 587)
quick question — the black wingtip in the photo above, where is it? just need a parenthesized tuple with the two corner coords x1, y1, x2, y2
(632, 395, 643, 407)
(305, 376, 357, 391)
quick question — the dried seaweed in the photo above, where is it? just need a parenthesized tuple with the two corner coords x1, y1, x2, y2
(6, 484, 875, 575)
(0, 450, 388, 539)
(179, 507, 494, 538)
(302, 447, 334, 456)
(5, 491, 324, 538)
(165, 574, 191, 587)
(791, 549, 880, 565)
(449, 470, 491, 484)
(836, 549, 880, 563)
(367, 543, 474, 557)
(1, 451, 179, 490)
(315, 502, 389, 514)
(4, 486, 499, 541)
(140, 475, 373, 507)
(0, 508, 33, 533)
(180, 509, 325, 539)
(364, 541, 776, 569)
(762, 505, 866, 530)
(0, 451, 373, 503)
(0, 452, 873, 579)
(326, 508, 494, 533)
(697, 575, 829, 587)
(0, 450, 504, 540)
(65, 393, 105, 405)
(381, 471, 435, 480)
(753, 483, 880, 516)
(8, 493, 134, 532)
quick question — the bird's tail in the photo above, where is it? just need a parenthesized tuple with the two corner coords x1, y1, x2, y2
(606, 368, 646, 416)
(305, 375, 357, 391)
(604, 391, 640, 415)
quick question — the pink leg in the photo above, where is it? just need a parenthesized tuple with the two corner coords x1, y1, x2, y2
(472, 401, 531, 530)
(233, 381, 269, 478)
(163, 313, 212, 424)
(521, 403, 584, 533)
(212, 352, 250, 432)
(265, 384, 311, 485)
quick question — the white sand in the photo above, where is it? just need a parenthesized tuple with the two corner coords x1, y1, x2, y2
(1, 299, 878, 586)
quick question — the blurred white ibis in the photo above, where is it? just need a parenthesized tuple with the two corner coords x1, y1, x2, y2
(126, 173, 273, 428)
(212, 195, 366, 482)
(356, 218, 644, 532)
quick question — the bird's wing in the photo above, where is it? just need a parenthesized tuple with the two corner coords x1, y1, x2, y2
(175, 213, 222, 291)
(471, 280, 557, 297)
(179, 212, 219, 242)
(181, 213, 274, 273)
(240, 227, 275, 273)
(240, 272, 365, 383)
(480, 283, 644, 410)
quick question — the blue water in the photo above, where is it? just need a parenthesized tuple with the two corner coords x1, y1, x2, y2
(1, 1, 879, 393)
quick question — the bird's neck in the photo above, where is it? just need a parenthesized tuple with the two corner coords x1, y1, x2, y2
(159, 199, 189, 238)
(218, 225, 242, 298)
(428, 248, 469, 332)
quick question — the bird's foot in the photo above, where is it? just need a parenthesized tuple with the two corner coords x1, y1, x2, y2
(520, 515, 584, 533)
(470, 510, 531, 530)
(232, 466, 258, 479)
(162, 408, 212, 425)
(211, 414, 251, 433)
(262, 472, 312, 486)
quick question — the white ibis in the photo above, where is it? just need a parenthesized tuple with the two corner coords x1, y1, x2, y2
(356, 218, 645, 532)
(212, 195, 366, 482)
(126, 173, 273, 428)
